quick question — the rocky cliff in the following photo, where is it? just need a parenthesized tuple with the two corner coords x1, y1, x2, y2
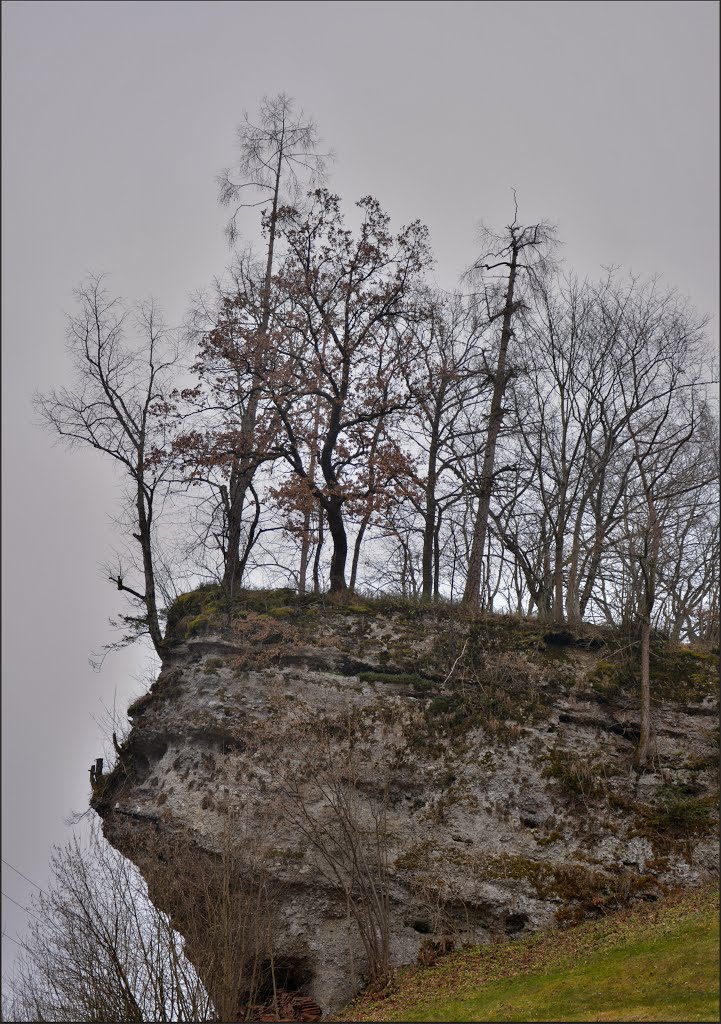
(92, 588, 719, 1017)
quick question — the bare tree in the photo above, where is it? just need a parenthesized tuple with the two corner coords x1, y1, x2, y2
(5, 814, 301, 1024)
(209, 94, 329, 594)
(622, 399, 710, 765)
(508, 271, 634, 624)
(35, 276, 179, 655)
(150, 819, 288, 1022)
(655, 472, 720, 643)
(487, 269, 716, 644)
(398, 290, 490, 601)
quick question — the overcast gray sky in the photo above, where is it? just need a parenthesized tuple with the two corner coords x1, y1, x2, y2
(2, 0, 718, 976)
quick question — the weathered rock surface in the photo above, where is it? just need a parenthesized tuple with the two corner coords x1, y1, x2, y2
(93, 595, 719, 1015)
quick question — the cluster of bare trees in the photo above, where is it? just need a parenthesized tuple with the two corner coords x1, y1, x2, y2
(4, 818, 304, 1023)
(36, 93, 719, 658)
(5, 748, 392, 1022)
(4, 826, 212, 1022)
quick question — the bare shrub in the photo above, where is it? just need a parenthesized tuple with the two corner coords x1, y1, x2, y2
(280, 723, 392, 989)
(147, 813, 289, 1022)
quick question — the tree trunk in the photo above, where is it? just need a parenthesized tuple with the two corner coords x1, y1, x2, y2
(422, 403, 442, 602)
(433, 509, 442, 600)
(552, 482, 567, 624)
(536, 589, 553, 623)
(634, 491, 660, 768)
(326, 497, 348, 593)
(422, 487, 436, 601)
(350, 513, 371, 593)
(312, 509, 324, 593)
(539, 529, 554, 622)
(564, 509, 584, 624)
(635, 617, 652, 767)
(298, 506, 311, 595)
(236, 485, 261, 584)
(298, 395, 323, 595)
(136, 481, 163, 655)
(222, 464, 250, 596)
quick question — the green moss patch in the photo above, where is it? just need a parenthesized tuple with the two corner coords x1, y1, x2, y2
(587, 641, 718, 705)
(475, 853, 659, 923)
(164, 584, 225, 642)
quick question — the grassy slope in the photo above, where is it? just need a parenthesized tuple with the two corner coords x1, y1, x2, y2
(336, 886, 719, 1023)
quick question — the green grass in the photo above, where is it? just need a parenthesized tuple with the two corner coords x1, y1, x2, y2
(337, 886, 719, 1022)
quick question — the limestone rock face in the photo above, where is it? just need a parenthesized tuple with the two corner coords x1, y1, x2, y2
(93, 599, 719, 1014)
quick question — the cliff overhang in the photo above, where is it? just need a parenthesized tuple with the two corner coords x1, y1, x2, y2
(93, 589, 719, 1015)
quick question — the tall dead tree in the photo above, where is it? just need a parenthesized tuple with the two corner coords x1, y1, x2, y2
(462, 204, 556, 607)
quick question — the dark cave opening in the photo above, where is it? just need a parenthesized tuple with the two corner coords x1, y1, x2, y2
(255, 955, 315, 1001)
